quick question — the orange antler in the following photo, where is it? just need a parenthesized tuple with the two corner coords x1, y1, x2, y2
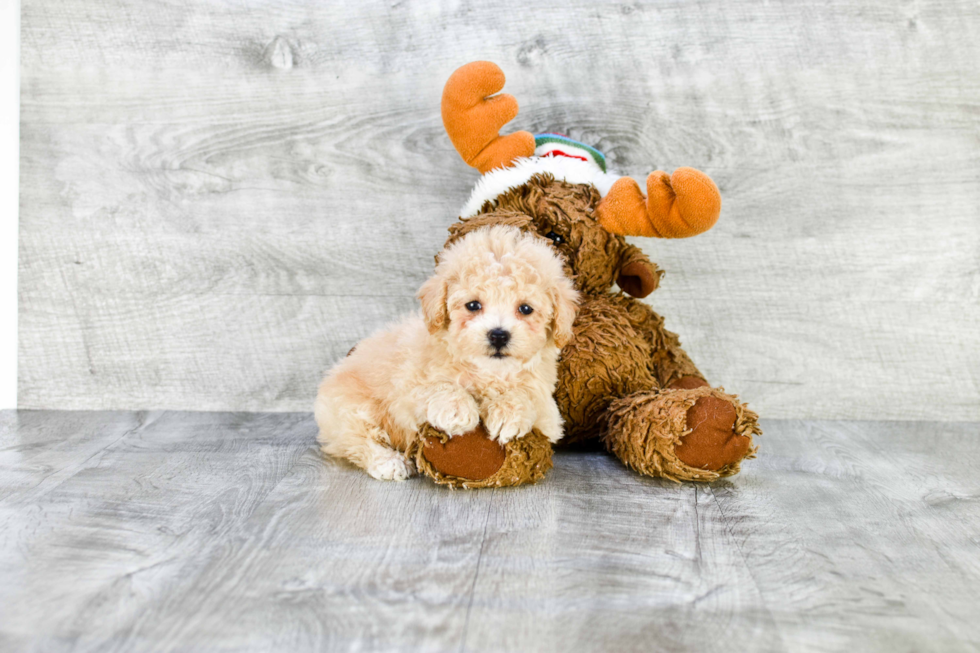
(596, 168, 722, 238)
(441, 61, 535, 174)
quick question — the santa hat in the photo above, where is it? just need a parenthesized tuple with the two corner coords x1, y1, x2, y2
(460, 134, 621, 217)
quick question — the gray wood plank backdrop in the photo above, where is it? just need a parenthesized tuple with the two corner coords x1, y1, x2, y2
(18, 0, 980, 418)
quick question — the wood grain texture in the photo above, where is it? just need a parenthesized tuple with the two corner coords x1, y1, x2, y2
(1, 410, 979, 651)
(18, 0, 980, 417)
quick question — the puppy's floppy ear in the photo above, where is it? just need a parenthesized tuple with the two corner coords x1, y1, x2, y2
(417, 272, 449, 334)
(549, 277, 580, 349)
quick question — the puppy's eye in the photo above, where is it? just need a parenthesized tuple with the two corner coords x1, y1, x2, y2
(545, 231, 565, 246)
(518, 304, 534, 316)
(465, 301, 482, 312)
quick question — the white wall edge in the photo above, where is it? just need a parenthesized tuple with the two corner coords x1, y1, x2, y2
(1, 0, 20, 409)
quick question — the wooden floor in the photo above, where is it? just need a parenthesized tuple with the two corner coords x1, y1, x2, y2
(1, 411, 978, 652)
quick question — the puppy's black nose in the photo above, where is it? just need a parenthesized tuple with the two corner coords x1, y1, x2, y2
(488, 328, 510, 349)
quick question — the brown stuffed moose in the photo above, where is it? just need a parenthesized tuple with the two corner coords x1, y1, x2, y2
(412, 61, 760, 486)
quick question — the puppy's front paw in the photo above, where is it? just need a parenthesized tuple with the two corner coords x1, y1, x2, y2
(536, 401, 566, 444)
(366, 449, 416, 481)
(484, 397, 535, 445)
(427, 391, 481, 437)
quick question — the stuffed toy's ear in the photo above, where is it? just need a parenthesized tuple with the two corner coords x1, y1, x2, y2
(417, 274, 449, 334)
(442, 61, 535, 174)
(616, 245, 662, 299)
(596, 168, 721, 239)
(549, 277, 580, 348)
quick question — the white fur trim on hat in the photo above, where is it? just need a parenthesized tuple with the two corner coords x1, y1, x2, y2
(459, 156, 621, 218)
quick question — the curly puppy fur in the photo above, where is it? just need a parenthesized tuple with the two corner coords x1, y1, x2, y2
(315, 225, 579, 481)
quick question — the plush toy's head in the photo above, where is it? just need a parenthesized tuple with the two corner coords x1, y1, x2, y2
(446, 175, 663, 299)
(441, 61, 725, 299)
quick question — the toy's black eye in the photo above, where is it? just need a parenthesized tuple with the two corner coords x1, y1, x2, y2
(518, 304, 534, 316)
(545, 231, 565, 245)
(465, 301, 482, 312)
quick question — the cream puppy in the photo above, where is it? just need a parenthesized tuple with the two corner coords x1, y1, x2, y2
(315, 225, 579, 480)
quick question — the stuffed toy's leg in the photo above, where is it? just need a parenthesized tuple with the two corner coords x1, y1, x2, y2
(409, 423, 553, 489)
(554, 296, 660, 445)
(599, 301, 761, 482)
(603, 383, 759, 482)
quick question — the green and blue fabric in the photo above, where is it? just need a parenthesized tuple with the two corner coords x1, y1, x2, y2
(534, 133, 607, 173)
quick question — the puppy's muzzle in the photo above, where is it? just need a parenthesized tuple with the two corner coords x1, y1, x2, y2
(487, 328, 511, 355)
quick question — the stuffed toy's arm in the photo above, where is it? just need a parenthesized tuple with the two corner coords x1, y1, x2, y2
(616, 243, 663, 299)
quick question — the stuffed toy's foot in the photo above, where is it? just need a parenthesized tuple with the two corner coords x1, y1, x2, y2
(409, 422, 553, 489)
(597, 168, 721, 239)
(603, 379, 760, 482)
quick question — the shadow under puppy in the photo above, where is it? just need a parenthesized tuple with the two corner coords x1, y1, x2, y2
(315, 225, 579, 481)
